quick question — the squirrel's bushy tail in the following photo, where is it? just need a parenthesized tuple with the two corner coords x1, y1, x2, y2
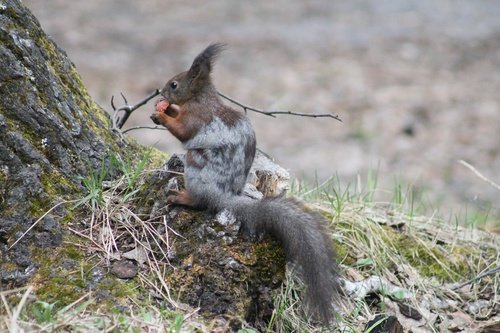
(214, 194, 341, 323)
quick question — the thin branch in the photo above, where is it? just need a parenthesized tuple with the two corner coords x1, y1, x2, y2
(450, 266, 500, 290)
(122, 126, 168, 134)
(458, 160, 500, 192)
(217, 92, 275, 118)
(111, 89, 342, 131)
(218, 92, 342, 121)
(111, 89, 160, 129)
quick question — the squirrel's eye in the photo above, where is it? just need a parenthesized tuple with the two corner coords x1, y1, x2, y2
(170, 81, 178, 90)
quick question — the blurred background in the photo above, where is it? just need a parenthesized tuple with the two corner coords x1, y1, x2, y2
(24, 0, 500, 226)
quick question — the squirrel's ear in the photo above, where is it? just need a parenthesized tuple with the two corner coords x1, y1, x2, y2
(188, 43, 225, 82)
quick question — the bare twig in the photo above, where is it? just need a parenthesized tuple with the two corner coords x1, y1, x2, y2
(218, 92, 342, 121)
(450, 266, 500, 290)
(111, 89, 160, 129)
(122, 126, 167, 134)
(67, 227, 106, 252)
(110, 89, 342, 132)
(458, 160, 500, 192)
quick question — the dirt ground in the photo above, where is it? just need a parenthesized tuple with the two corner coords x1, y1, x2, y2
(24, 0, 500, 225)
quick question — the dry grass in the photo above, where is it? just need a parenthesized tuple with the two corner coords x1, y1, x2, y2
(0, 286, 194, 332)
(293, 175, 499, 332)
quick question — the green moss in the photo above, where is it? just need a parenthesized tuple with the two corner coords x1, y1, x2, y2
(254, 240, 284, 269)
(394, 234, 470, 282)
(1, 262, 18, 272)
(147, 148, 169, 168)
(29, 197, 51, 217)
(252, 238, 286, 281)
(3, 115, 45, 162)
(335, 241, 352, 266)
(25, 170, 79, 218)
(40, 170, 78, 197)
(96, 277, 140, 301)
(31, 33, 119, 148)
(32, 245, 91, 305)
(32, 238, 145, 310)
(63, 240, 85, 261)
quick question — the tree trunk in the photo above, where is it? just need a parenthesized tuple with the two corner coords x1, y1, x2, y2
(0, 0, 140, 287)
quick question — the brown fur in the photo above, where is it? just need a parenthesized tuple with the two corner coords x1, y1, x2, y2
(217, 105, 244, 127)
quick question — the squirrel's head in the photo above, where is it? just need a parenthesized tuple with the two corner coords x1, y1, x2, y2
(160, 43, 225, 105)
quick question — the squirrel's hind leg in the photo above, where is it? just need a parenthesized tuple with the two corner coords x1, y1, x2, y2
(166, 189, 196, 207)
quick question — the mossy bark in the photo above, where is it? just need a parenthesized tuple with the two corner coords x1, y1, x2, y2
(0, 0, 144, 287)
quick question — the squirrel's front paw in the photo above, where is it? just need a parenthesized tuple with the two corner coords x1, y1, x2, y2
(150, 112, 163, 125)
(155, 98, 180, 118)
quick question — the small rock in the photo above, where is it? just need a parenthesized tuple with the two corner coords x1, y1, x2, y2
(111, 260, 139, 279)
(205, 226, 217, 237)
(222, 236, 233, 245)
(466, 299, 491, 318)
(61, 258, 77, 270)
(122, 247, 148, 266)
(365, 314, 403, 333)
(219, 258, 240, 270)
(167, 177, 179, 192)
(397, 302, 423, 320)
(216, 209, 237, 226)
(364, 315, 403, 333)
(243, 183, 263, 200)
(40, 214, 57, 231)
(446, 310, 473, 332)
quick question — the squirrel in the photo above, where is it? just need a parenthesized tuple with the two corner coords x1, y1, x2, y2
(150, 43, 341, 324)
